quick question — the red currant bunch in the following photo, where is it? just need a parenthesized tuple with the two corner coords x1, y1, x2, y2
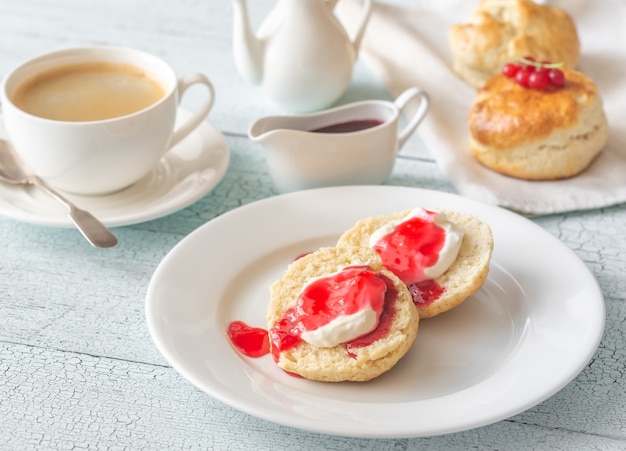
(502, 57, 566, 90)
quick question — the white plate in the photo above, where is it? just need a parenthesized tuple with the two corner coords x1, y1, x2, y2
(145, 186, 605, 438)
(0, 108, 229, 227)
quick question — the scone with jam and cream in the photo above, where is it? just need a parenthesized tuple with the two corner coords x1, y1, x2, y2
(337, 208, 493, 319)
(267, 246, 419, 382)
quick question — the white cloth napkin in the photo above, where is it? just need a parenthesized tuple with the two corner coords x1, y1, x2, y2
(337, 0, 626, 215)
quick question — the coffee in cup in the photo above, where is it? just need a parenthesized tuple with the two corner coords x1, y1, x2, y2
(11, 61, 166, 122)
(1, 46, 215, 195)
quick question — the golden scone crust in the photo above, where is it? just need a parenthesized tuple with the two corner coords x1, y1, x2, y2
(268, 246, 419, 382)
(468, 68, 608, 180)
(449, 0, 580, 87)
(337, 210, 494, 319)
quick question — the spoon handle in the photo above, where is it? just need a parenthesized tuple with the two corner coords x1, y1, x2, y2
(33, 177, 118, 248)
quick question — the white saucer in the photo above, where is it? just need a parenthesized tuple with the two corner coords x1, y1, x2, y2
(0, 108, 229, 227)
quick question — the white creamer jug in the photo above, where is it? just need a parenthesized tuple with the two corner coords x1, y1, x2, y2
(232, 0, 372, 112)
(249, 87, 430, 192)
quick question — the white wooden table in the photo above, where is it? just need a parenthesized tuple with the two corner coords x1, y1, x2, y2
(1, 1, 624, 449)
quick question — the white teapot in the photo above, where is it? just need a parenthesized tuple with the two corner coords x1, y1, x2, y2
(232, 0, 372, 112)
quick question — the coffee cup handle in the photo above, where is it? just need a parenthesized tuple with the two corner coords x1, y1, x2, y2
(395, 87, 430, 150)
(168, 73, 215, 148)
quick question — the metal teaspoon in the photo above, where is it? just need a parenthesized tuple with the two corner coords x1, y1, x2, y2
(0, 139, 118, 248)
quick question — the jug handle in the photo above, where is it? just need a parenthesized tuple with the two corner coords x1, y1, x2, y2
(340, 0, 372, 54)
(395, 87, 430, 150)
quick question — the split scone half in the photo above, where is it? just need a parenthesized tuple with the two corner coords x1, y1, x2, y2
(267, 246, 419, 382)
(337, 208, 494, 319)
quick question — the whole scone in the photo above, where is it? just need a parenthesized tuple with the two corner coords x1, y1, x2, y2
(337, 209, 494, 319)
(267, 246, 419, 382)
(449, 0, 580, 87)
(469, 67, 608, 180)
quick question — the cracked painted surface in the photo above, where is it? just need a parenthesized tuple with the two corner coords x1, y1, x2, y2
(0, 0, 625, 449)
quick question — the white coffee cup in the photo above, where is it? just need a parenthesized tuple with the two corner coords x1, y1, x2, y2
(1, 46, 215, 195)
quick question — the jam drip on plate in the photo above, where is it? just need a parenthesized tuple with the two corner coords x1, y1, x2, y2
(227, 321, 270, 358)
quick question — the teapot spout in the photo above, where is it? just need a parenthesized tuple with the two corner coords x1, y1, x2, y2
(232, 0, 263, 85)
(349, 0, 372, 55)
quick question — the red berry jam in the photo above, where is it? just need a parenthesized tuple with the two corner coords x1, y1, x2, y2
(370, 210, 452, 307)
(310, 119, 384, 134)
(408, 280, 446, 307)
(227, 321, 270, 358)
(370, 211, 446, 286)
(269, 265, 398, 361)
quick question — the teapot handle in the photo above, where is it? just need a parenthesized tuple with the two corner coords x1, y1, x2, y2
(395, 87, 430, 150)
(337, 0, 372, 54)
